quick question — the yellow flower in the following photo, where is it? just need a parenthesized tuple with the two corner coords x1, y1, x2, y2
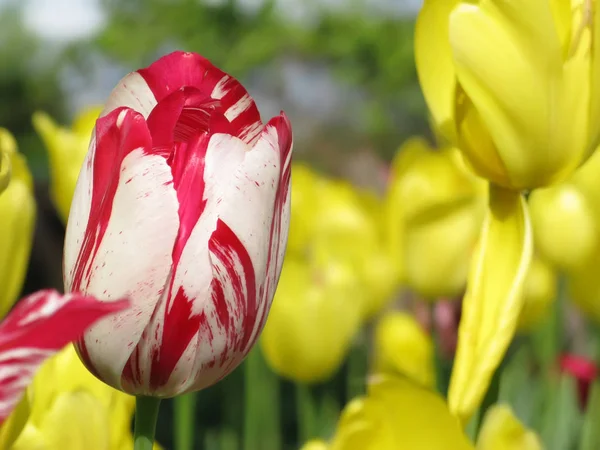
(260, 257, 363, 383)
(517, 256, 557, 332)
(415, 0, 600, 421)
(0, 129, 36, 318)
(32, 106, 101, 223)
(372, 312, 435, 388)
(309, 376, 540, 450)
(386, 138, 486, 298)
(0, 345, 150, 450)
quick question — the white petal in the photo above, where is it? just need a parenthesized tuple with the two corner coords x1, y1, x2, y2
(101, 72, 157, 118)
(76, 149, 179, 389)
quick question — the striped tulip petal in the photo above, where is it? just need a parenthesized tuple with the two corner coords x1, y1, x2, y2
(64, 51, 292, 397)
(0, 290, 129, 424)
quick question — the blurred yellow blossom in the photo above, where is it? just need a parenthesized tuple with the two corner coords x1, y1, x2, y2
(260, 257, 364, 383)
(372, 311, 434, 388)
(32, 106, 101, 223)
(0, 344, 161, 450)
(386, 137, 485, 299)
(517, 256, 557, 332)
(414, 0, 600, 420)
(307, 376, 541, 450)
(0, 129, 35, 319)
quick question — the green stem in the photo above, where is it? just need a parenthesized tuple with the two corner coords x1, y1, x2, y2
(296, 383, 318, 443)
(174, 392, 197, 450)
(243, 346, 280, 450)
(134, 396, 161, 450)
(346, 330, 368, 400)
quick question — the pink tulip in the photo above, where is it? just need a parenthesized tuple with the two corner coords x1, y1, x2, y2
(64, 51, 292, 397)
(0, 290, 128, 424)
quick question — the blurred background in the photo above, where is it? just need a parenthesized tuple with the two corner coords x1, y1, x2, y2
(4, 0, 428, 448)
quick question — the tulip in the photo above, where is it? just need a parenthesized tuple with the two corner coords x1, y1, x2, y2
(0, 290, 129, 428)
(63, 51, 292, 399)
(559, 354, 598, 410)
(260, 257, 363, 383)
(308, 375, 541, 450)
(0, 129, 35, 318)
(386, 137, 486, 299)
(372, 311, 435, 389)
(415, 0, 600, 420)
(33, 106, 102, 223)
(517, 256, 557, 332)
(7, 345, 159, 450)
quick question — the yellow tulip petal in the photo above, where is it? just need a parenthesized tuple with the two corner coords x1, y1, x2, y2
(588, 0, 600, 147)
(518, 256, 557, 332)
(0, 394, 31, 450)
(449, 185, 533, 422)
(370, 376, 473, 450)
(568, 243, 600, 323)
(476, 404, 542, 450)
(71, 105, 103, 137)
(11, 425, 47, 450)
(415, 0, 461, 142)
(529, 184, 596, 270)
(301, 440, 330, 450)
(373, 312, 435, 388)
(36, 392, 110, 450)
(450, 0, 588, 189)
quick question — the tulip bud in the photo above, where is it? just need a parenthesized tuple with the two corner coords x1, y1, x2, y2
(568, 244, 600, 324)
(63, 51, 292, 397)
(517, 256, 556, 332)
(372, 312, 435, 388)
(0, 129, 36, 318)
(529, 184, 597, 271)
(33, 106, 102, 223)
(476, 404, 542, 450)
(559, 354, 598, 410)
(260, 258, 363, 383)
(387, 139, 485, 298)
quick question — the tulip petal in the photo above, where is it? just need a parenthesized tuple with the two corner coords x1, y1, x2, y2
(589, 0, 600, 148)
(449, 185, 532, 422)
(0, 289, 129, 425)
(120, 132, 250, 395)
(476, 404, 542, 450)
(65, 108, 180, 391)
(415, 0, 461, 142)
(138, 51, 263, 144)
(449, 0, 589, 189)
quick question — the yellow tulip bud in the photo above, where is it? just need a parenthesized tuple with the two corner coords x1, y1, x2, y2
(300, 440, 329, 450)
(517, 256, 557, 332)
(529, 184, 596, 271)
(569, 242, 600, 323)
(260, 258, 363, 383)
(387, 139, 485, 298)
(372, 312, 435, 388)
(417, 0, 600, 190)
(288, 164, 320, 255)
(476, 404, 542, 450)
(0, 129, 35, 319)
(32, 106, 102, 223)
(8, 345, 156, 450)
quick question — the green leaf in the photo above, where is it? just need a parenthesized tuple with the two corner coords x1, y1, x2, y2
(539, 375, 583, 450)
(579, 381, 600, 450)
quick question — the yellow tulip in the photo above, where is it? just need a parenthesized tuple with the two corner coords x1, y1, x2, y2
(32, 106, 101, 223)
(288, 163, 320, 256)
(300, 440, 329, 450)
(517, 256, 557, 332)
(415, 0, 600, 420)
(1, 345, 159, 450)
(0, 129, 36, 318)
(386, 138, 486, 298)
(260, 257, 363, 383)
(476, 404, 542, 450)
(372, 312, 435, 388)
(568, 241, 600, 323)
(311, 376, 540, 450)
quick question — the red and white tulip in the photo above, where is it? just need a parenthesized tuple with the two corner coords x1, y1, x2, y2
(64, 51, 293, 397)
(0, 290, 129, 424)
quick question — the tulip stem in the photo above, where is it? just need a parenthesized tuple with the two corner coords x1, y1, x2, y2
(134, 396, 161, 450)
(174, 392, 197, 450)
(296, 383, 318, 443)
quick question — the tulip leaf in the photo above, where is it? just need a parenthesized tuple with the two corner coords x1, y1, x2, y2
(448, 185, 532, 423)
(579, 381, 600, 450)
(539, 376, 582, 450)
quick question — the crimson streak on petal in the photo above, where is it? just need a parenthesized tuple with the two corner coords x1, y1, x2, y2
(0, 290, 129, 424)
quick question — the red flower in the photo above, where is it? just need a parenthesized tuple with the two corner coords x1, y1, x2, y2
(0, 290, 128, 424)
(64, 51, 292, 396)
(559, 353, 598, 409)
